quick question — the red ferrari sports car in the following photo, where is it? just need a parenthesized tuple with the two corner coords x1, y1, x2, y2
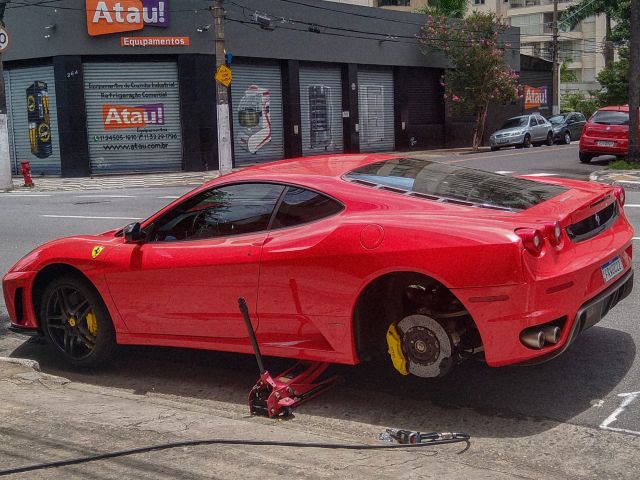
(2, 155, 634, 378)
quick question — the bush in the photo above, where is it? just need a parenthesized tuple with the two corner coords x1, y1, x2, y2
(561, 92, 600, 118)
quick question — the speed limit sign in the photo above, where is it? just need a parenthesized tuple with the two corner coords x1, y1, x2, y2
(0, 27, 9, 53)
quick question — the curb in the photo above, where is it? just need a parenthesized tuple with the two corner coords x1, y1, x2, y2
(0, 356, 40, 371)
(589, 170, 640, 191)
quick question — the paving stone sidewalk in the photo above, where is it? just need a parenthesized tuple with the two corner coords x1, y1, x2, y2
(590, 170, 640, 191)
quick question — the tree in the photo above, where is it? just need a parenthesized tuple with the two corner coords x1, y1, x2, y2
(596, 46, 629, 105)
(560, 0, 629, 68)
(629, 0, 639, 163)
(415, 0, 467, 19)
(418, 13, 518, 150)
(560, 59, 578, 83)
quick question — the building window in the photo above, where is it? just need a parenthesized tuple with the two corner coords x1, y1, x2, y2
(474, 0, 486, 5)
(511, 13, 544, 36)
(378, 0, 410, 6)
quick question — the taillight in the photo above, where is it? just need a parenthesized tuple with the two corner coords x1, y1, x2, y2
(543, 221, 563, 247)
(614, 185, 626, 206)
(515, 228, 544, 256)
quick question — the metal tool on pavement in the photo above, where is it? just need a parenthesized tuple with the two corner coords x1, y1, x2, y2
(238, 297, 338, 418)
(379, 428, 470, 445)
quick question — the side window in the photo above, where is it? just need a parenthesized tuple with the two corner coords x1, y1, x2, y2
(567, 115, 576, 124)
(536, 115, 547, 125)
(150, 183, 285, 242)
(577, 113, 586, 122)
(271, 187, 343, 229)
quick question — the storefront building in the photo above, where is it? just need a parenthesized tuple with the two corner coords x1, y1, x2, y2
(2, 0, 521, 176)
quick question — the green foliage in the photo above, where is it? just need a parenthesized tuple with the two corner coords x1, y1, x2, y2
(560, 0, 629, 43)
(607, 159, 640, 170)
(415, 0, 467, 18)
(560, 60, 578, 83)
(418, 13, 518, 150)
(561, 93, 600, 118)
(596, 47, 630, 105)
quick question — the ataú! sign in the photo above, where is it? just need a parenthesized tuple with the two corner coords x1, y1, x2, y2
(524, 85, 548, 110)
(102, 103, 165, 129)
(86, 0, 169, 36)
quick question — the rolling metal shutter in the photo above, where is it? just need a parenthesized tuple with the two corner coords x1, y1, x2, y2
(231, 61, 284, 166)
(407, 69, 443, 126)
(299, 64, 343, 156)
(357, 67, 395, 152)
(5, 66, 61, 175)
(84, 62, 182, 174)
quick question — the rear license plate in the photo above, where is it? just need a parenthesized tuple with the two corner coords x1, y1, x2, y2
(596, 141, 615, 147)
(601, 256, 624, 283)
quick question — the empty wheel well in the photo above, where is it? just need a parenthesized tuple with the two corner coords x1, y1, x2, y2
(353, 272, 482, 362)
(32, 264, 96, 325)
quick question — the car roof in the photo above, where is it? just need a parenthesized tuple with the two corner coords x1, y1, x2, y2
(598, 105, 629, 112)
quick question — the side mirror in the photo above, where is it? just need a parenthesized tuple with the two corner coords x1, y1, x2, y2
(123, 222, 145, 243)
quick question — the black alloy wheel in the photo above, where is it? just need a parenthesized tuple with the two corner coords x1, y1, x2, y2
(40, 275, 116, 368)
(546, 132, 554, 146)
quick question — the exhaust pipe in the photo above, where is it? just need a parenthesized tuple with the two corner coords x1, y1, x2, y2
(541, 326, 561, 345)
(520, 329, 545, 349)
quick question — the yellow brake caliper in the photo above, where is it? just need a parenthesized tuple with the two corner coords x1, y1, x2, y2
(86, 311, 98, 337)
(386, 324, 408, 376)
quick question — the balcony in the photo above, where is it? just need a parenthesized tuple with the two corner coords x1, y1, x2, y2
(509, 0, 573, 9)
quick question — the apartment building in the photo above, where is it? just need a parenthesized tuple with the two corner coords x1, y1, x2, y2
(332, 0, 607, 93)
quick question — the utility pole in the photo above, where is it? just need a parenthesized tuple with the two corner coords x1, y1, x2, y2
(629, 0, 640, 163)
(0, 0, 11, 190)
(551, 0, 560, 115)
(212, 0, 233, 175)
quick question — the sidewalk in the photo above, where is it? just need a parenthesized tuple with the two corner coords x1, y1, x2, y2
(590, 170, 640, 191)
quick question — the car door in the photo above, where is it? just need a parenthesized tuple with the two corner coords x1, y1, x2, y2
(572, 114, 586, 138)
(528, 116, 540, 141)
(104, 182, 285, 338)
(536, 115, 550, 140)
(256, 186, 348, 352)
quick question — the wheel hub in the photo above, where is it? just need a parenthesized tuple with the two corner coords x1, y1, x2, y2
(68, 317, 76, 327)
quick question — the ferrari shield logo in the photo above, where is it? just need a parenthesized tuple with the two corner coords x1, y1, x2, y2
(91, 246, 104, 259)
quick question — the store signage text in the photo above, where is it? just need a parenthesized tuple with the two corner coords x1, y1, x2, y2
(524, 85, 548, 110)
(121, 36, 189, 47)
(86, 0, 169, 36)
(102, 103, 165, 129)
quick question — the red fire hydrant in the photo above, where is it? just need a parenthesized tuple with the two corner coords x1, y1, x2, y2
(20, 161, 34, 187)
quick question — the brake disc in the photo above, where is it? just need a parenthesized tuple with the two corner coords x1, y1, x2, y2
(396, 314, 453, 378)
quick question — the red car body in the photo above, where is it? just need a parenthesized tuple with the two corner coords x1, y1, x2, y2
(2, 155, 634, 375)
(579, 105, 639, 162)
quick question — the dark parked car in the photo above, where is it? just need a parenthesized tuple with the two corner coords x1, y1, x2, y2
(549, 112, 587, 145)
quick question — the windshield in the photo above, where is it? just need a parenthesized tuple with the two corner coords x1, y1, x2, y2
(343, 157, 567, 211)
(500, 117, 527, 129)
(549, 115, 567, 125)
(591, 110, 629, 126)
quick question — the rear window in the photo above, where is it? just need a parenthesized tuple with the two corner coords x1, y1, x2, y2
(343, 157, 568, 211)
(591, 110, 629, 125)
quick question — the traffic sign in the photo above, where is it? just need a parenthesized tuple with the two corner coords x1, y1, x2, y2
(0, 27, 9, 53)
(215, 64, 232, 87)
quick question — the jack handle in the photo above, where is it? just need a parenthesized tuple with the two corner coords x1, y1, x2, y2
(238, 297, 266, 375)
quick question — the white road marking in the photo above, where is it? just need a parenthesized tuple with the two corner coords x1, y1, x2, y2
(624, 204, 640, 208)
(0, 194, 51, 197)
(73, 195, 135, 198)
(494, 171, 514, 175)
(600, 391, 640, 437)
(523, 173, 558, 177)
(633, 237, 640, 241)
(158, 196, 180, 199)
(41, 215, 142, 220)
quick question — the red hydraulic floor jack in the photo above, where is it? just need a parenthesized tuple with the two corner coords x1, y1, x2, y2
(238, 298, 338, 418)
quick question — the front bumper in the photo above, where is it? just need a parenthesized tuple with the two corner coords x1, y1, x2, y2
(2, 270, 39, 331)
(490, 134, 525, 147)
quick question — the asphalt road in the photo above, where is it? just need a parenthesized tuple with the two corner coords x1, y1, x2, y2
(1, 143, 639, 466)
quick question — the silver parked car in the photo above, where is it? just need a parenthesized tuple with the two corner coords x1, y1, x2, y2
(489, 114, 554, 151)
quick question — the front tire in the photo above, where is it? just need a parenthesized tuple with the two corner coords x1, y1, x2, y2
(546, 132, 554, 146)
(563, 131, 571, 145)
(39, 274, 116, 368)
(579, 152, 593, 164)
(522, 134, 531, 148)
